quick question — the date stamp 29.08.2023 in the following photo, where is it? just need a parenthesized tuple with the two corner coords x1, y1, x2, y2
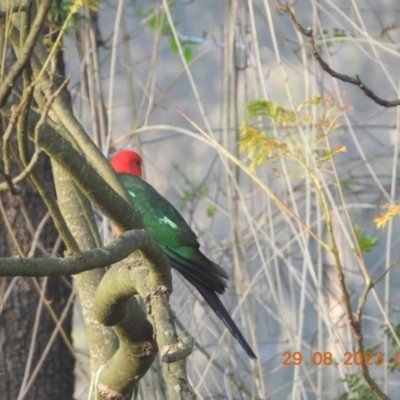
(282, 351, 395, 367)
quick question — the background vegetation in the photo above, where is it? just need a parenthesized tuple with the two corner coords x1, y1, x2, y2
(1, 0, 400, 399)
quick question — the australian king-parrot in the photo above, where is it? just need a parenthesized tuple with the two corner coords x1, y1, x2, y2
(111, 150, 256, 359)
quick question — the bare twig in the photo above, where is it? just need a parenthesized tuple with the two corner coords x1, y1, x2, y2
(0, 75, 68, 196)
(0, 196, 25, 257)
(0, 168, 21, 195)
(174, 317, 257, 399)
(0, 0, 52, 107)
(17, 277, 49, 400)
(17, 286, 76, 400)
(27, 212, 51, 257)
(315, 165, 389, 400)
(2, 104, 19, 176)
(2, 78, 70, 192)
(273, 0, 400, 108)
(15, 78, 81, 256)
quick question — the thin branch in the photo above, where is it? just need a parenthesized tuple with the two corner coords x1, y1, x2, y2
(0, 69, 64, 195)
(0, 0, 52, 107)
(2, 104, 19, 176)
(17, 286, 76, 400)
(273, 0, 400, 108)
(0, 1, 31, 18)
(314, 170, 389, 399)
(0, 230, 161, 277)
(0, 196, 24, 256)
(319, 190, 389, 398)
(16, 78, 81, 256)
(12, 78, 71, 186)
(17, 277, 49, 400)
(27, 212, 51, 257)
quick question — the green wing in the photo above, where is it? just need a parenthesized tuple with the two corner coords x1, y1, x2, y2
(118, 173, 228, 293)
(118, 173, 257, 359)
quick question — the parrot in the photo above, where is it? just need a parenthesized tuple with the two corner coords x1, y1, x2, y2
(111, 150, 256, 359)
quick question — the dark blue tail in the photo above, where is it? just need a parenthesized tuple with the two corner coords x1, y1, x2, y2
(195, 283, 257, 359)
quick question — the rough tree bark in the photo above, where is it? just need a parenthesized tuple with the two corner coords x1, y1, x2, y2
(0, 1, 74, 396)
(0, 149, 75, 400)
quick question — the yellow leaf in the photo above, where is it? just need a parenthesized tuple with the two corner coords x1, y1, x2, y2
(332, 145, 347, 154)
(374, 205, 400, 228)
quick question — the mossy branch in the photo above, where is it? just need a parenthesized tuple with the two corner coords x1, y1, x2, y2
(94, 247, 195, 400)
(0, 230, 154, 276)
(52, 161, 117, 373)
(30, 43, 132, 204)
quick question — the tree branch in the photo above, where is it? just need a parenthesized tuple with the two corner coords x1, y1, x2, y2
(0, 230, 158, 276)
(94, 249, 195, 400)
(0, 1, 31, 18)
(0, 0, 52, 107)
(16, 84, 81, 256)
(273, 0, 400, 107)
(52, 161, 118, 374)
(30, 43, 133, 204)
(0, 19, 140, 234)
(93, 263, 160, 399)
(0, 105, 143, 233)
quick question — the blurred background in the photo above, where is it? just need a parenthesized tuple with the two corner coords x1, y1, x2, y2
(65, 1, 400, 398)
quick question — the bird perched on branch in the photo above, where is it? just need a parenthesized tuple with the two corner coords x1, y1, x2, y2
(111, 150, 256, 359)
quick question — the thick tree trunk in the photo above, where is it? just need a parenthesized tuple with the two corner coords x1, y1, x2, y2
(0, 1, 75, 397)
(0, 153, 75, 400)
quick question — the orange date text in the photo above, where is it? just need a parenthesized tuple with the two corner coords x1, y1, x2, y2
(282, 351, 394, 366)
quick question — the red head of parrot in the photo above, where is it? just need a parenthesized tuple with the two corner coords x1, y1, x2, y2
(111, 150, 143, 177)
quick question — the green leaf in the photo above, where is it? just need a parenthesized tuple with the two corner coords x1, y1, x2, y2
(183, 190, 193, 200)
(351, 225, 378, 253)
(297, 96, 322, 112)
(169, 37, 179, 54)
(336, 374, 376, 400)
(206, 205, 217, 217)
(244, 99, 295, 125)
(202, 185, 210, 195)
(333, 28, 347, 38)
(184, 47, 193, 63)
(239, 125, 288, 169)
(147, 8, 171, 35)
(382, 323, 400, 351)
(148, 9, 163, 31)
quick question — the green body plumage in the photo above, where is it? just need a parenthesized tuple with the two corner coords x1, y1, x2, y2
(116, 170, 256, 359)
(119, 174, 229, 293)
